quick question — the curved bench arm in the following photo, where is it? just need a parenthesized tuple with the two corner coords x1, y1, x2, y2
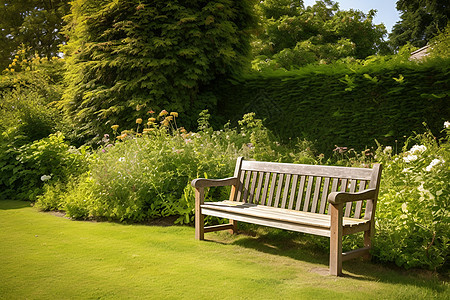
(191, 177, 239, 189)
(328, 188, 376, 205)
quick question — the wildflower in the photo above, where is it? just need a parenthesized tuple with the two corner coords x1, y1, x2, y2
(147, 110, 155, 114)
(383, 146, 392, 155)
(425, 158, 444, 172)
(444, 121, 450, 129)
(166, 116, 173, 121)
(180, 127, 187, 133)
(10, 68, 14, 72)
(333, 145, 348, 154)
(409, 144, 426, 154)
(111, 124, 119, 131)
(118, 157, 125, 162)
(143, 128, 152, 133)
(170, 112, 178, 117)
(403, 154, 418, 163)
(117, 133, 127, 140)
(148, 117, 156, 122)
(40, 174, 51, 181)
(136, 118, 143, 124)
(161, 119, 170, 127)
(159, 110, 168, 117)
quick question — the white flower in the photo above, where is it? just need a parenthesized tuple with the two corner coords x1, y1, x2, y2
(444, 121, 450, 129)
(425, 158, 444, 171)
(383, 146, 392, 154)
(40, 175, 51, 181)
(403, 155, 418, 163)
(118, 157, 125, 162)
(409, 144, 427, 154)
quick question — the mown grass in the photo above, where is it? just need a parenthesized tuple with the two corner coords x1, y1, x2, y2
(1, 200, 448, 299)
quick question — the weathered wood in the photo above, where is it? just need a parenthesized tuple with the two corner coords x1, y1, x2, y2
(354, 180, 366, 219)
(267, 173, 277, 206)
(229, 157, 244, 202)
(260, 172, 271, 205)
(241, 160, 373, 180)
(195, 187, 205, 240)
(204, 224, 236, 233)
(254, 171, 264, 204)
(242, 170, 252, 202)
(288, 175, 299, 210)
(311, 176, 322, 213)
(295, 176, 306, 211)
(303, 176, 314, 212)
(274, 173, 284, 208)
(344, 179, 357, 217)
(194, 157, 382, 277)
(248, 171, 258, 204)
(329, 203, 343, 276)
(281, 174, 292, 209)
(319, 177, 330, 214)
(342, 247, 370, 262)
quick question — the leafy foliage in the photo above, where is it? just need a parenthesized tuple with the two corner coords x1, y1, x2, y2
(373, 128, 449, 271)
(252, 0, 389, 70)
(62, 0, 256, 143)
(390, 0, 450, 49)
(0, 0, 70, 69)
(209, 56, 450, 155)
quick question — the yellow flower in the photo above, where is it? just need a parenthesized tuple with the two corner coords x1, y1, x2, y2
(180, 127, 187, 133)
(161, 119, 170, 127)
(143, 128, 152, 133)
(166, 116, 173, 121)
(111, 125, 119, 131)
(10, 68, 14, 72)
(159, 110, 168, 117)
(136, 118, 143, 124)
(117, 133, 127, 140)
(148, 117, 156, 122)
(136, 133, 142, 137)
(170, 112, 178, 117)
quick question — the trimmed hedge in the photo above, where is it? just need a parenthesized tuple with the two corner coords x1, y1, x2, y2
(206, 58, 450, 155)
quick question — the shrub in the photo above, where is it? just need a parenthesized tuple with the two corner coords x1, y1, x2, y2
(372, 126, 449, 271)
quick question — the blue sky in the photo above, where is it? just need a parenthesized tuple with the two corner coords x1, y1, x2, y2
(303, 0, 401, 33)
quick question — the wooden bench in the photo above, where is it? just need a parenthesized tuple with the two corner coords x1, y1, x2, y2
(192, 157, 382, 276)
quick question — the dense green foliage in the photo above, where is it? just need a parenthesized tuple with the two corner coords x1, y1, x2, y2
(0, 0, 70, 69)
(373, 129, 449, 271)
(390, 0, 449, 49)
(208, 57, 450, 155)
(252, 0, 389, 70)
(62, 0, 256, 143)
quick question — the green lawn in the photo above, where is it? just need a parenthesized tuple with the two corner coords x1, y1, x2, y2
(1, 200, 448, 299)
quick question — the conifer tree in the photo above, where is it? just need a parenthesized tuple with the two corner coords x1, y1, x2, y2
(62, 0, 255, 140)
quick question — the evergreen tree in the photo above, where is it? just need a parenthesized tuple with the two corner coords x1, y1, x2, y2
(389, 0, 450, 49)
(62, 0, 256, 141)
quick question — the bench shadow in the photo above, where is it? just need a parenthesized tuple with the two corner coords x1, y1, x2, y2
(208, 228, 447, 293)
(0, 200, 31, 210)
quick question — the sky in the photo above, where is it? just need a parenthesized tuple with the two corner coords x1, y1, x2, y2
(303, 0, 401, 33)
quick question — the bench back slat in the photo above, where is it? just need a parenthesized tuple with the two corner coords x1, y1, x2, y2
(231, 159, 381, 219)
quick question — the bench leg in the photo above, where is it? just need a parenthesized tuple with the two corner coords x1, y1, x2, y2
(329, 203, 343, 276)
(363, 230, 372, 260)
(229, 220, 237, 234)
(195, 188, 205, 240)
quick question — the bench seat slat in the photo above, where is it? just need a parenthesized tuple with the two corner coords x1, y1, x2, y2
(201, 201, 368, 229)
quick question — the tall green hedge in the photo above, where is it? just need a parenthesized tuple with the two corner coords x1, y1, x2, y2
(206, 58, 450, 155)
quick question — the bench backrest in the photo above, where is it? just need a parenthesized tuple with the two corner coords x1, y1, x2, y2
(229, 158, 382, 220)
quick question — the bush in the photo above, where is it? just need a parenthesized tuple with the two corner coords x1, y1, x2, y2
(49, 110, 317, 223)
(372, 126, 449, 271)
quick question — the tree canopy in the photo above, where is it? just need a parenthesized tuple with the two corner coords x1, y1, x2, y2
(389, 0, 450, 49)
(0, 0, 70, 69)
(252, 0, 388, 70)
(62, 0, 256, 141)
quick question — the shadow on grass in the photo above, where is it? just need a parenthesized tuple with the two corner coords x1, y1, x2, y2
(216, 226, 448, 293)
(0, 200, 30, 210)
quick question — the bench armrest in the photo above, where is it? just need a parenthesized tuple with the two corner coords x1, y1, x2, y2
(328, 188, 376, 205)
(191, 177, 239, 189)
